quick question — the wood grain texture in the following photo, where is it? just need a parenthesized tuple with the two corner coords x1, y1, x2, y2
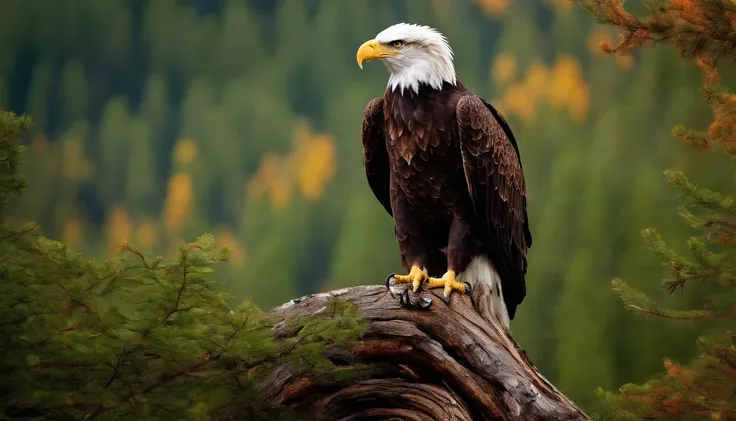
(261, 281, 590, 421)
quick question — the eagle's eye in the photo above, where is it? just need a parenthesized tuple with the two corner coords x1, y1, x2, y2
(390, 40, 404, 48)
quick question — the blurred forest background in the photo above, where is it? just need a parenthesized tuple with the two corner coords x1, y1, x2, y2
(1, 0, 732, 413)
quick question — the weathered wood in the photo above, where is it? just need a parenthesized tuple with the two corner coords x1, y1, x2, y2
(262, 280, 590, 421)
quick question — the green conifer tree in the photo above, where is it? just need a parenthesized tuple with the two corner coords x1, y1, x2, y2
(575, 0, 736, 419)
(0, 110, 369, 420)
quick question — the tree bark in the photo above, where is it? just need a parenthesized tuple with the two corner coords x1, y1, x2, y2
(261, 280, 590, 421)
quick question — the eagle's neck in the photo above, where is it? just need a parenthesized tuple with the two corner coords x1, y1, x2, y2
(388, 80, 463, 100)
(386, 58, 457, 95)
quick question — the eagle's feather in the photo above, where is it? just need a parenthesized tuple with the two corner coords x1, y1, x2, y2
(456, 94, 531, 318)
(361, 83, 532, 323)
(358, 23, 532, 326)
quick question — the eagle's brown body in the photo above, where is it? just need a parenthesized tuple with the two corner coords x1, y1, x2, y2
(362, 81, 531, 319)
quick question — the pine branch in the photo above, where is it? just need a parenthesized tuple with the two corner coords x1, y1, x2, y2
(0, 112, 29, 214)
(0, 226, 372, 419)
(576, 0, 736, 154)
(665, 170, 736, 214)
(576, 0, 736, 61)
(611, 278, 730, 320)
(167, 244, 191, 321)
(575, 0, 736, 418)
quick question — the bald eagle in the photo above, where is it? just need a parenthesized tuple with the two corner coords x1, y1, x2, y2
(356, 23, 532, 329)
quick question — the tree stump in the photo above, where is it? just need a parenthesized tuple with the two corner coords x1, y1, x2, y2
(262, 280, 590, 421)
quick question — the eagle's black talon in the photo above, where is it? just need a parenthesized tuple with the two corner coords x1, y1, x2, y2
(398, 288, 433, 310)
(385, 273, 398, 298)
(384, 273, 396, 290)
(400, 289, 410, 307)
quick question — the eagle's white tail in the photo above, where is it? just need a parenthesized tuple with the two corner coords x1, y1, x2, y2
(457, 255, 510, 330)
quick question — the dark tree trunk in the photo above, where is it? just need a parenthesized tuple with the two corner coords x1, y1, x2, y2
(261, 280, 590, 421)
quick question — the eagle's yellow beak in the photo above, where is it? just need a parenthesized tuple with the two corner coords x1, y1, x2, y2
(356, 39, 397, 69)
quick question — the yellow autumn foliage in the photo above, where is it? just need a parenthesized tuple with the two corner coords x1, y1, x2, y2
(62, 139, 94, 181)
(269, 173, 292, 211)
(294, 133, 337, 200)
(247, 119, 337, 211)
(551, 56, 590, 124)
(163, 172, 193, 232)
(248, 153, 281, 198)
(476, 0, 511, 16)
(501, 83, 537, 123)
(247, 152, 292, 211)
(136, 218, 159, 249)
(62, 217, 84, 246)
(173, 137, 198, 166)
(105, 205, 132, 252)
(549, 55, 583, 111)
(493, 60, 550, 124)
(216, 228, 247, 269)
(522, 61, 549, 97)
(493, 54, 590, 124)
(569, 83, 591, 124)
(289, 120, 337, 201)
(491, 53, 517, 85)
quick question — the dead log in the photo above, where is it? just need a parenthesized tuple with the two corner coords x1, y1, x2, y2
(262, 279, 590, 421)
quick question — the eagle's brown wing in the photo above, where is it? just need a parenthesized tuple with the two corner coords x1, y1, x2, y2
(456, 95, 532, 319)
(362, 97, 392, 217)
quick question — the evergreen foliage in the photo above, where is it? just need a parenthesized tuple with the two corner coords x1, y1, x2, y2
(0, 112, 369, 419)
(1, 0, 732, 411)
(0, 111, 28, 211)
(576, 0, 736, 418)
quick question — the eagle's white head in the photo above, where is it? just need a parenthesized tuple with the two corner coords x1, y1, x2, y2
(357, 23, 457, 95)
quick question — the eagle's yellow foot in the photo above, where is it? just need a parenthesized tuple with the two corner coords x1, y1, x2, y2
(387, 265, 428, 293)
(428, 270, 470, 301)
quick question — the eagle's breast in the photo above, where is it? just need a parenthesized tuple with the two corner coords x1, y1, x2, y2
(383, 82, 467, 205)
